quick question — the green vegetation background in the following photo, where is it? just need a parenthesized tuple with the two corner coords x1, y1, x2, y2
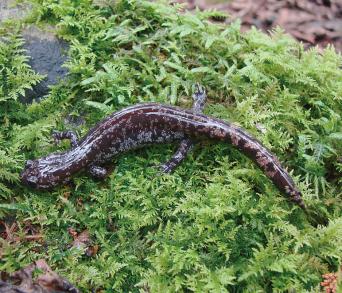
(0, 0, 341, 291)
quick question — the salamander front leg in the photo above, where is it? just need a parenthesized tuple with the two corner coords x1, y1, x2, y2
(159, 84, 207, 173)
(52, 130, 79, 148)
(88, 165, 108, 179)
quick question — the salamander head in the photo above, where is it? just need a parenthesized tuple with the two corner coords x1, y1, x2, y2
(20, 158, 66, 190)
(20, 160, 38, 188)
(21, 160, 44, 189)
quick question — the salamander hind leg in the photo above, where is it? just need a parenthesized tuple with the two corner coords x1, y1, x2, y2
(52, 130, 79, 148)
(160, 138, 194, 173)
(192, 83, 207, 114)
(88, 165, 108, 179)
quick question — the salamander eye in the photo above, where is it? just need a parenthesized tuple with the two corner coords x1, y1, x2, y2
(27, 180, 37, 188)
(24, 175, 38, 189)
(25, 160, 34, 168)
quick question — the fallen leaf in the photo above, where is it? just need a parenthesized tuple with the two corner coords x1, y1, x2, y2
(0, 221, 43, 244)
(0, 259, 80, 293)
(69, 229, 91, 249)
(68, 228, 99, 257)
(175, 0, 342, 51)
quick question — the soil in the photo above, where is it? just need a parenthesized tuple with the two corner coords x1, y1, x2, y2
(175, 0, 342, 51)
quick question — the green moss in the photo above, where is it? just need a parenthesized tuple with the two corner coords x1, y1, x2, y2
(0, 0, 341, 291)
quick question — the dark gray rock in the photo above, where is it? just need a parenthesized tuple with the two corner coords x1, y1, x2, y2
(1, 0, 70, 101)
(0, 0, 30, 22)
(22, 27, 69, 101)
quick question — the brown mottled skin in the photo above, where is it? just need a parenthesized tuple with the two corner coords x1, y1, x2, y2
(20, 88, 305, 209)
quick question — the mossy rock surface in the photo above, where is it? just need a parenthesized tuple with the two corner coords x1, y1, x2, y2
(22, 27, 69, 101)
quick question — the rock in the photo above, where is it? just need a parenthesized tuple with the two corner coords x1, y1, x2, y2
(22, 27, 69, 101)
(0, 0, 30, 22)
(1, 1, 69, 102)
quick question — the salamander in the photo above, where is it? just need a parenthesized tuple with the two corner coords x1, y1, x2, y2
(20, 85, 306, 209)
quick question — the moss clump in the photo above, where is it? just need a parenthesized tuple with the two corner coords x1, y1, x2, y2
(0, 0, 341, 291)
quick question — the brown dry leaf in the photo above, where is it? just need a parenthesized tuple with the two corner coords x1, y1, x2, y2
(67, 227, 78, 239)
(85, 244, 99, 257)
(321, 273, 337, 293)
(0, 259, 80, 293)
(0, 221, 43, 245)
(69, 229, 91, 249)
(68, 228, 99, 257)
(62, 191, 71, 199)
(276, 8, 316, 26)
(1, 221, 17, 243)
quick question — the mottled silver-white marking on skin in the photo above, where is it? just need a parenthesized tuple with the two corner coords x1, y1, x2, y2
(52, 130, 78, 148)
(230, 132, 240, 146)
(256, 153, 271, 167)
(88, 165, 108, 179)
(159, 84, 206, 173)
(20, 96, 306, 209)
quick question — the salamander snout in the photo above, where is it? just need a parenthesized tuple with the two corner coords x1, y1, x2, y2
(24, 176, 38, 188)
(20, 160, 40, 189)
